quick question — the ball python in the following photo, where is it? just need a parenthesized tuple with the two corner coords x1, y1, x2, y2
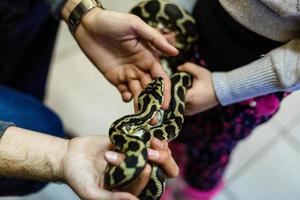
(104, 0, 198, 199)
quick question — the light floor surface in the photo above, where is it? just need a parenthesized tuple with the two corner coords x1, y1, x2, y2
(2, 0, 300, 199)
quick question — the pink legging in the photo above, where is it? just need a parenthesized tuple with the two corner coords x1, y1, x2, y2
(172, 85, 287, 191)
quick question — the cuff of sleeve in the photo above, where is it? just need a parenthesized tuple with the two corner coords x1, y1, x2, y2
(212, 56, 281, 106)
(49, 0, 67, 19)
(0, 121, 15, 138)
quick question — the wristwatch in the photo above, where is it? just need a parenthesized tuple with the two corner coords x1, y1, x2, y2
(68, 0, 103, 35)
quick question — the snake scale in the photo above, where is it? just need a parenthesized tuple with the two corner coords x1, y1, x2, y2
(104, 1, 198, 199)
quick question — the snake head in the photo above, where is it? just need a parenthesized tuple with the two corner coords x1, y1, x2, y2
(137, 77, 164, 112)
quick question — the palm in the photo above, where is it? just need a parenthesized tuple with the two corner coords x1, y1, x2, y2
(62, 137, 110, 200)
(75, 8, 177, 108)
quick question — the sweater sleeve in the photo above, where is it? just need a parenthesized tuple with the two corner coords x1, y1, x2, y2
(0, 121, 15, 138)
(44, 0, 66, 18)
(212, 39, 300, 106)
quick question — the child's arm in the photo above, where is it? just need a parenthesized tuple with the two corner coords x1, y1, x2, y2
(213, 39, 300, 105)
(179, 39, 300, 115)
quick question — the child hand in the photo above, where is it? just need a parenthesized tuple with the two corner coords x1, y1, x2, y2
(178, 62, 219, 116)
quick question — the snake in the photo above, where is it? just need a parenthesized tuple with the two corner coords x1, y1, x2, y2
(104, 1, 198, 199)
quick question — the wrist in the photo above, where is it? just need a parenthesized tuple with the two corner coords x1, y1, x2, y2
(53, 137, 70, 182)
(208, 73, 219, 106)
(76, 7, 103, 34)
(61, 0, 81, 21)
(61, 0, 104, 35)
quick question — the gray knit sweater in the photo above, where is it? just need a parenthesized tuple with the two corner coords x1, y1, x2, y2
(214, 0, 300, 105)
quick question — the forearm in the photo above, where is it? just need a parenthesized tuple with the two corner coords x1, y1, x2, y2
(0, 126, 69, 181)
(212, 56, 279, 105)
(213, 39, 300, 105)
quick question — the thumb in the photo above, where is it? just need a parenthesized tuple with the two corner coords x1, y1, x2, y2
(132, 17, 178, 56)
(177, 63, 201, 79)
(104, 151, 125, 166)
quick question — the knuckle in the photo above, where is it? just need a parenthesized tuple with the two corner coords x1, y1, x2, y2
(159, 151, 169, 161)
(162, 140, 169, 148)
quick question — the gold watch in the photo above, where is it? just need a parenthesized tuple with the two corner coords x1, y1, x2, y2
(68, 0, 103, 35)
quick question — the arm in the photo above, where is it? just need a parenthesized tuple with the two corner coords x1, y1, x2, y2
(213, 39, 300, 105)
(178, 39, 300, 115)
(0, 126, 178, 199)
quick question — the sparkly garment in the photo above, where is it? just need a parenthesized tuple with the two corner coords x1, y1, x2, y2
(172, 45, 287, 190)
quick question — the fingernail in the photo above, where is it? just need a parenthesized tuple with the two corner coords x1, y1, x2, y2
(148, 149, 159, 159)
(105, 151, 118, 161)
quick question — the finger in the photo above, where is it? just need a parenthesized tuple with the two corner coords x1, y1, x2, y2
(140, 74, 152, 89)
(151, 137, 167, 150)
(183, 88, 198, 116)
(121, 164, 151, 196)
(104, 151, 125, 166)
(147, 148, 179, 178)
(129, 80, 143, 112)
(117, 84, 133, 102)
(163, 32, 177, 47)
(150, 62, 171, 110)
(149, 112, 159, 126)
(133, 17, 179, 56)
(121, 91, 133, 102)
(149, 139, 179, 177)
(177, 62, 201, 79)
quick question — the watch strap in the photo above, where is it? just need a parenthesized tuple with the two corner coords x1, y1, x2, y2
(68, 0, 103, 35)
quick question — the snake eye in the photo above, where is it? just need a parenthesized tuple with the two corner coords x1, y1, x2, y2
(125, 124, 132, 131)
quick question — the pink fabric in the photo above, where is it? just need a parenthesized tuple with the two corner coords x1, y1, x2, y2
(161, 142, 188, 200)
(169, 142, 187, 175)
(255, 95, 280, 117)
(182, 181, 225, 200)
(240, 95, 280, 117)
(161, 186, 174, 200)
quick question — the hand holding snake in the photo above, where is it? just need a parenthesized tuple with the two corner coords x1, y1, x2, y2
(105, 1, 198, 199)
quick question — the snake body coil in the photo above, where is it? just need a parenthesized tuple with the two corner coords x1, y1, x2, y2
(105, 1, 198, 199)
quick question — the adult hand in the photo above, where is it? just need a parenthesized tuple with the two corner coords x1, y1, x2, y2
(62, 3, 178, 110)
(178, 62, 219, 116)
(62, 136, 179, 200)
